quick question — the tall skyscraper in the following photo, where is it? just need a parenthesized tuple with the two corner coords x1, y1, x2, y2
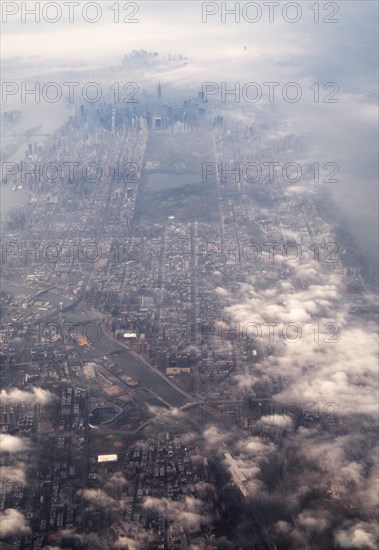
(158, 82, 162, 100)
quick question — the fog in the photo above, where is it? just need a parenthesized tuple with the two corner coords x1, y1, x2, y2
(2, 1, 378, 275)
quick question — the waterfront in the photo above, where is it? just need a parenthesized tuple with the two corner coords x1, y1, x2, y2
(64, 308, 191, 409)
(0, 280, 75, 308)
(1, 276, 191, 408)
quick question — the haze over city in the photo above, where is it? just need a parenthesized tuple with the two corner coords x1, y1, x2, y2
(0, 2, 378, 549)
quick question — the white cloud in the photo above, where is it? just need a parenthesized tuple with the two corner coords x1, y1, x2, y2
(0, 509, 31, 538)
(0, 434, 29, 453)
(0, 387, 53, 403)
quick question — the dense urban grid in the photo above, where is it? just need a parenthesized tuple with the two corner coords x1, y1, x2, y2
(1, 55, 378, 549)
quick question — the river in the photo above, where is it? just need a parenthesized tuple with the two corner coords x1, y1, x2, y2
(1, 276, 192, 408)
(66, 307, 200, 413)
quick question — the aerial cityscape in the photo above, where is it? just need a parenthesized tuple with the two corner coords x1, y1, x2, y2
(0, 3, 378, 550)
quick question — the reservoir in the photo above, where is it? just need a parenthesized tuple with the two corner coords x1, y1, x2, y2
(148, 173, 200, 191)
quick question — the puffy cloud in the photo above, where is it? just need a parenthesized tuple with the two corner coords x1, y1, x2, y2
(257, 414, 290, 428)
(223, 260, 378, 418)
(79, 488, 122, 510)
(233, 373, 259, 391)
(0, 508, 31, 538)
(0, 387, 53, 404)
(0, 465, 27, 484)
(107, 471, 128, 487)
(215, 286, 230, 297)
(297, 509, 333, 533)
(334, 521, 379, 549)
(114, 536, 142, 550)
(143, 496, 209, 531)
(203, 425, 233, 450)
(0, 5, 377, 550)
(276, 324, 378, 416)
(0, 434, 30, 453)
